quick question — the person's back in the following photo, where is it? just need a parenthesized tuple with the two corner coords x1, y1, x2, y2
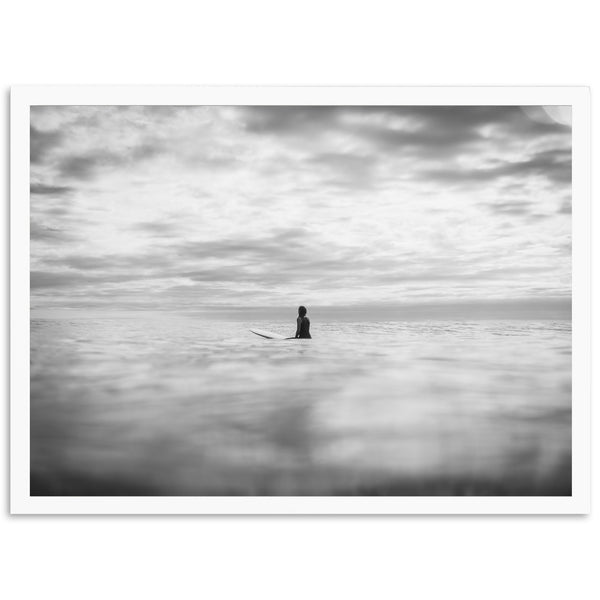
(295, 306, 312, 339)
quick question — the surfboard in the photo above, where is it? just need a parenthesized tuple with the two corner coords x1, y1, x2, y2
(250, 328, 289, 340)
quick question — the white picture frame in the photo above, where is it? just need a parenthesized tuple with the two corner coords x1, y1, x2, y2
(11, 86, 591, 514)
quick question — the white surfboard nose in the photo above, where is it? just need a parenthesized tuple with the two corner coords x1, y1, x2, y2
(249, 328, 286, 340)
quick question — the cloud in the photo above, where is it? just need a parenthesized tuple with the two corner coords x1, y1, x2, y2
(240, 106, 569, 153)
(496, 149, 571, 183)
(30, 221, 79, 243)
(129, 142, 163, 161)
(172, 228, 317, 284)
(54, 140, 166, 180)
(41, 206, 73, 217)
(41, 246, 177, 269)
(414, 148, 571, 187)
(241, 106, 340, 135)
(487, 200, 534, 216)
(43, 255, 119, 271)
(31, 270, 86, 289)
(30, 125, 63, 164)
(305, 152, 377, 187)
(30, 183, 74, 195)
(57, 151, 120, 180)
(133, 222, 179, 237)
(30, 267, 162, 289)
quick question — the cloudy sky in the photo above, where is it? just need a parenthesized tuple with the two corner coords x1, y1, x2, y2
(30, 105, 571, 316)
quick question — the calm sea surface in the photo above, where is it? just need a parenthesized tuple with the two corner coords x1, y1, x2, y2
(30, 317, 571, 495)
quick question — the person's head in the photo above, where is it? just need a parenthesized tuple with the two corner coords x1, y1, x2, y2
(298, 305, 307, 317)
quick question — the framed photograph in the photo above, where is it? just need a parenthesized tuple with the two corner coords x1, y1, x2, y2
(10, 86, 591, 514)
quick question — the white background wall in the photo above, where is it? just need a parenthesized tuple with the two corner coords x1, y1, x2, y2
(1, 2, 597, 598)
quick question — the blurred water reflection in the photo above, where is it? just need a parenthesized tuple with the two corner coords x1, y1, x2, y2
(30, 317, 571, 495)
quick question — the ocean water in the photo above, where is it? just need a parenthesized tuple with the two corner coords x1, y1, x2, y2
(30, 317, 572, 496)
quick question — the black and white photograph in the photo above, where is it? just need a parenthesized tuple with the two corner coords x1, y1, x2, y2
(11, 87, 590, 513)
(4, 3, 599, 597)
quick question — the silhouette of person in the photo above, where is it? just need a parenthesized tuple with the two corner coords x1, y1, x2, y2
(295, 306, 312, 339)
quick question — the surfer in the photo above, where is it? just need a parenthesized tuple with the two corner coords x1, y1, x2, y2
(295, 306, 312, 339)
